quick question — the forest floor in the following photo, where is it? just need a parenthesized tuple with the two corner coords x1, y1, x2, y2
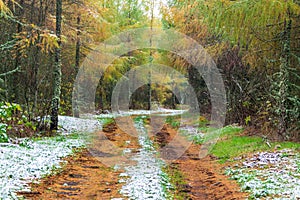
(21, 122, 247, 200)
(2, 112, 299, 199)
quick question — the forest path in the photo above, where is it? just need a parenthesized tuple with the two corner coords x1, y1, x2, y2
(20, 149, 125, 199)
(158, 125, 247, 200)
(21, 115, 246, 200)
(173, 145, 247, 200)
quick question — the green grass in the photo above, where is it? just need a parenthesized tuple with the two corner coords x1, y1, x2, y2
(133, 115, 149, 123)
(165, 116, 180, 129)
(98, 117, 115, 126)
(163, 164, 190, 200)
(165, 116, 300, 164)
(188, 125, 245, 146)
(205, 126, 300, 163)
(211, 136, 268, 163)
(200, 125, 243, 137)
(180, 123, 300, 163)
(30, 131, 83, 142)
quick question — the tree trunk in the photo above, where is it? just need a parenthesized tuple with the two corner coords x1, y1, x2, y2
(278, 18, 292, 139)
(187, 66, 200, 113)
(147, 0, 154, 110)
(12, 0, 24, 103)
(73, 14, 81, 118)
(50, 0, 62, 130)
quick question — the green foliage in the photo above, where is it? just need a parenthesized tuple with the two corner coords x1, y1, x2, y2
(0, 102, 23, 141)
(0, 102, 21, 120)
(55, 135, 67, 142)
(271, 67, 300, 128)
(188, 133, 204, 145)
(164, 0, 300, 138)
(201, 0, 300, 46)
(0, 123, 8, 143)
(165, 116, 180, 129)
(0, 102, 38, 137)
(98, 117, 115, 127)
(133, 115, 149, 124)
(18, 138, 33, 148)
(0, 0, 13, 18)
(25, 121, 37, 131)
(245, 116, 251, 126)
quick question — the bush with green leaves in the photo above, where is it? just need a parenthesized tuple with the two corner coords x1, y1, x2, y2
(0, 102, 22, 120)
(0, 102, 36, 138)
(0, 123, 8, 143)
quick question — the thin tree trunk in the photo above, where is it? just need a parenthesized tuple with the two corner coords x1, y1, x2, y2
(148, 0, 154, 110)
(278, 18, 292, 138)
(187, 66, 199, 113)
(73, 13, 81, 118)
(50, 0, 62, 130)
(12, 0, 24, 103)
(98, 75, 104, 111)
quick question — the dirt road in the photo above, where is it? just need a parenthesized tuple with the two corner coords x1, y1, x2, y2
(21, 123, 246, 200)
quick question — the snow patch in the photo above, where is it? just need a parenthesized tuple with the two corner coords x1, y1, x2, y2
(226, 150, 300, 199)
(119, 117, 172, 200)
(0, 115, 103, 199)
(0, 137, 85, 199)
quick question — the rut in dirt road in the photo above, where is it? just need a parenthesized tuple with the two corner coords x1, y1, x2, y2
(160, 126, 247, 200)
(176, 156, 246, 200)
(20, 150, 124, 199)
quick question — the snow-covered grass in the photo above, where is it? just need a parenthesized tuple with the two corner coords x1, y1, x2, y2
(226, 150, 300, 200)
(94, 108, 187, 119)
(58, 115, 102, 134)
(0, 115, 103, 200)
(0, 135, 85, 199)
(179, 126, 205, 144)
(119, 116, 172, 200)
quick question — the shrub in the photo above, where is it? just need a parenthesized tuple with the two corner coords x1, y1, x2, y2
(0, 102, 36, 138)
(0, 123, 8, 143)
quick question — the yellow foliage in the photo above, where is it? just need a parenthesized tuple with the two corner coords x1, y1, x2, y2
(199, 116, 207, 122)
(0, 0, 21, 18)
(0, 0, 12, 18)
(14, 29, 61, 56)
(39, 33, 59, 53)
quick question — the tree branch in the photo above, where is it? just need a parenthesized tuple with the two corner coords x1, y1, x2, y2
(0, 66, 20, 77)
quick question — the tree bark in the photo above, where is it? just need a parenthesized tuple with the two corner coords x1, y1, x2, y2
(73, 13, 81, 118)
(50, 0, 62, 130)
(278, 18, 292, 139)
(147, 0, 154, 110)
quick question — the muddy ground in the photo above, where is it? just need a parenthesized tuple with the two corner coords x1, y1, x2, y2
(155, 125, 247, 200)
(21, 122, 247, 200)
